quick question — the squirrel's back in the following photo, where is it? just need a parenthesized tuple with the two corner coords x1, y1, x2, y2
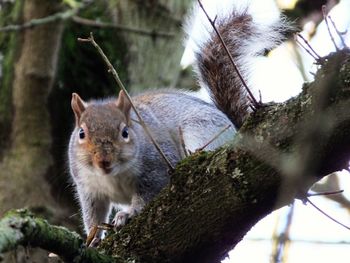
(132, 89, 235, 152)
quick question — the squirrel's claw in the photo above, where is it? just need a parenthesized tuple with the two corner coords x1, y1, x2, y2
(112, 211, 130, 228)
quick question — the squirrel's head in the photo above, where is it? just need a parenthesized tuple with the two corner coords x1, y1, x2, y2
(71, 90, 138, 176)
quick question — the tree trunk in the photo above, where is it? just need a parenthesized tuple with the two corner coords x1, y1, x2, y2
(0, 1, 22, 157)
(110, 0, 192, 92)
(0, 0, 64, 216)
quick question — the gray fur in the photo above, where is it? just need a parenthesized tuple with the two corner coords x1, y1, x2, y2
(68, 90, 234, 234)
(68, 0, 290, 236)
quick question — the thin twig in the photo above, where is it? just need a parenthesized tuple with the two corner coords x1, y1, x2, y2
(72, 16, 175, 38)
(0, 3, 87, 32)
(86, 225, 98, 246)
(248, 104, 255, 112)
(272, 203, 294, 263)
(68, 212, 79, 218)
(247, 237, 350, 245)
(296, 39, 319, 60)
(86, 223, 114, 247)
(307, 190, 344, 197)
(131, 118, 141, 124)
(322, 5, 339, 51)
(197, 0, 259, 110)
(328, 15, 348, 48)
(178, 127, 189, 157)
(97, 223, 114, 231)
(78, 33, 174, 170)
(306, 197, 350, 231)
(296, 34, 321, 59)
(196, 125, 231, 152)
(258, 90, 262, 104)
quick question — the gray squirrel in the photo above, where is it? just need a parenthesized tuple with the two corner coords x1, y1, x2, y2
(68, 0, 289, 238)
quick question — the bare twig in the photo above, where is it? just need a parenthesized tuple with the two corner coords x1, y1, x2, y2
(86, 225, 98, 246)
(296, 34, 321, 60)
(307, 190, 344, 197)
(197, 0, 260, 110)
(78, 33, 174, 170)
(0, 2, 174, 39)
(328, 15, 348, 48)
(195, 125, 231, 152)
(72, 16, 175, 38)
(271, 203, 294, 263)
(178, 127, 189, 157)
(86, 223, 114, 247)
(258, 90, 263, 104)
(0, 3, 87, 32)
(291, 41, 309, 81)
(98, 223, 114, 231)
(248, 237, 350, 245)
(322, 5, 339, 51)
(306, 197, 350, 231)
(131, 118, 141, 124)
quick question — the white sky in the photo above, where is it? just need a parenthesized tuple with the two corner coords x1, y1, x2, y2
(182, 0, 350, 262)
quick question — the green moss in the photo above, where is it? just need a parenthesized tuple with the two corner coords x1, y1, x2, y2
(0, 209, 118, 263)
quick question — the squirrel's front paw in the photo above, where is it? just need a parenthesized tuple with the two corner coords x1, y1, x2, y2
(112, 211, 130, 228)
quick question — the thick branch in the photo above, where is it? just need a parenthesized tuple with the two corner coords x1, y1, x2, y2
(98, 49, 350, 263)
(0, 209, 117, 263)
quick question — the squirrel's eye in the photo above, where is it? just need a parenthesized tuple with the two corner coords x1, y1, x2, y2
(121, 127, 129, 139)
(78, 128, 85, 139)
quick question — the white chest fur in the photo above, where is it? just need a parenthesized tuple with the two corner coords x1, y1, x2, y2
(75, 166, 136, 204)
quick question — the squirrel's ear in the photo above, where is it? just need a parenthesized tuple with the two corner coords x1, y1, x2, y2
(71, 93, 86, 125)
(116, 90, 131, 125)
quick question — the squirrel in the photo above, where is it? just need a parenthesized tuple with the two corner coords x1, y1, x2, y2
(68, 0, 289, 238)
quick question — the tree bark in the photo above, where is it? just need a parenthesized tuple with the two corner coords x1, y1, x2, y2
(98, 49, 350, 263)
(0, 1, 23, 157)
(0, 49, 349, 263)
(0, 0, 64, 215)
(0, 209, 117, 263)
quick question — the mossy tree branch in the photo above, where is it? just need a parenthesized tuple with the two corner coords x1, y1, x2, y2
(0, 209, 118, 263)
(0, 49, 349, 263)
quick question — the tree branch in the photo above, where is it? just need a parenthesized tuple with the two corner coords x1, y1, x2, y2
(98, 49, 350, 263)
(0, 209, 118, 262)
(0, 3, 175, 39)
(0, 3, 87, 32)
(72, 16, 175, 38)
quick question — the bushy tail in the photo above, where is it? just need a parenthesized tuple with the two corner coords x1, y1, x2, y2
(185, 0, 291, 128)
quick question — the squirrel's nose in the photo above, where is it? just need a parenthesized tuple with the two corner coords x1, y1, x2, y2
(97, 160, 111, 173)
(98, 160, 110, 168)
